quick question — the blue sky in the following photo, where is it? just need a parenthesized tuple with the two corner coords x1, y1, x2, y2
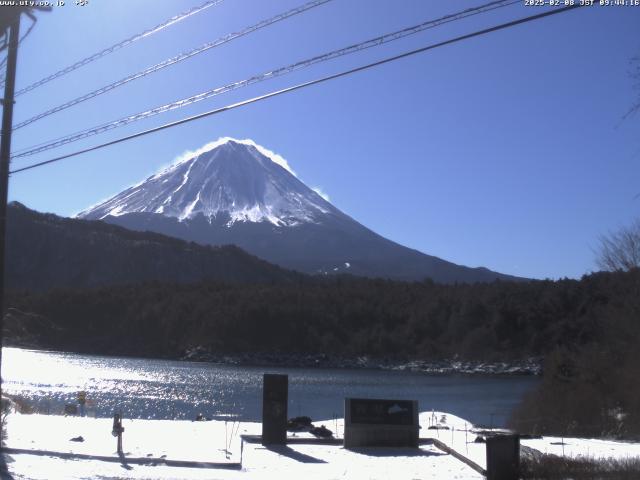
(5, 0, 640, 280)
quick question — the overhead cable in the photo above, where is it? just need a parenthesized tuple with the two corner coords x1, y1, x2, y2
(13, 0, 224, 96)
(12, 0, 334, 131)
(12, 0, 519, 159)
(0, 13, 36, 78)
(10, 4, 584, 175)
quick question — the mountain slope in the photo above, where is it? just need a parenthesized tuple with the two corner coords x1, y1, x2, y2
(77, 138, 335, 227)
(78, 138, 522, 283)
(6, 201, 301, 291)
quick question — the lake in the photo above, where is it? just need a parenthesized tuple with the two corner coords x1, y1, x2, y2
(1, 347, 538, 427)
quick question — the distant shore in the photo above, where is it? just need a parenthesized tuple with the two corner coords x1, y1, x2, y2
(3, 341, 542, 375)
(181, 347, 542, 375)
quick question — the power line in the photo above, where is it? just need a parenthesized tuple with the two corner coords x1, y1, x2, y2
(0, 15, 34, 82)
(0, 13, 36, 76)
(10, 4, 584, 176)
(12, 0, 519, 159)
(12, 0, 334, 131)
(12, 0, 224, 97)
(16, 13, 36, 48)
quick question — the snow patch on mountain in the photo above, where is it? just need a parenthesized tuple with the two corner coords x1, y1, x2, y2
(76, 138, 338, 228)
(170, 137, 296, 176)
(312, 186, 330, 201)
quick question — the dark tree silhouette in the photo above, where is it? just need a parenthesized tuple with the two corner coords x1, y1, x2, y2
(597, 219, 640, 272)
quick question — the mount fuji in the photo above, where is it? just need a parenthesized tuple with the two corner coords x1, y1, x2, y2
(77, 138, 520, 283)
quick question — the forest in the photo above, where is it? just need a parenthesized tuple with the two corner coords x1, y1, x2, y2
(6, 267, 640, 437)
(2, 272, 621, 359)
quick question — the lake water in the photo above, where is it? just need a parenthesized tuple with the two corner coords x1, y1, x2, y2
(1, 347, 538, 428)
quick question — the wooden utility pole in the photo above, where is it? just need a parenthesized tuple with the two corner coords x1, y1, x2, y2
(0, 7, 49, 430)
(0, 7, 22, 422)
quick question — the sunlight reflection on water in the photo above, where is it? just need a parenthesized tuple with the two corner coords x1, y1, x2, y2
(1, 347, 538, 426)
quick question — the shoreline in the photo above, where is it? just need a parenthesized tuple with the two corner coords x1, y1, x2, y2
(180, 348, 542, 376)
(3, 343, 542, 376)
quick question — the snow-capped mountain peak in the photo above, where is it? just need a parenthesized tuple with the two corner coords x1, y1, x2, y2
(75, 137, 522, 283)
(77, 138, 337, 227)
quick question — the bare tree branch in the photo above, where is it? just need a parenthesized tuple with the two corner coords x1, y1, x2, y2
(623, 55, 640, 119)
(597, 219, 640, 271)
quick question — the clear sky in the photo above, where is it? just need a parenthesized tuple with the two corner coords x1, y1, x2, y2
(5, 0, 640, 280)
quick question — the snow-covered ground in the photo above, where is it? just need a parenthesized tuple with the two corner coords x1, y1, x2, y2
(4, 411, 640, 479)
(2, 412, 483, 480)
(420, 411, 489, 470)
(3, 414, 248, 464)
(521, 435, 640, 461)
(420, 411, 640, 465)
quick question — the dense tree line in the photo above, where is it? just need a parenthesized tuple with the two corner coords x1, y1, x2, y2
(5, 269, 636, 362)
(6, 269, 640, 437)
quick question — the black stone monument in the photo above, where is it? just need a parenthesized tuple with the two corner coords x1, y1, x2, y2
(344, 398, 419, 448)
(262, 373, 288, 445)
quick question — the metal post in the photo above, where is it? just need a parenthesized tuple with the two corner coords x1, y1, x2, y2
(112, 413, 125, 455)
(0, 9, 22, 430)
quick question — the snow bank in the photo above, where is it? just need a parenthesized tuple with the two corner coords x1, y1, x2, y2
(3, 412, 483, 480)
(521, 436, 640, 461)
(6, 411, 640, 479)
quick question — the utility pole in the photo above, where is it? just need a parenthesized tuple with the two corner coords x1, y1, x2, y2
(0, 7, 22, 424)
